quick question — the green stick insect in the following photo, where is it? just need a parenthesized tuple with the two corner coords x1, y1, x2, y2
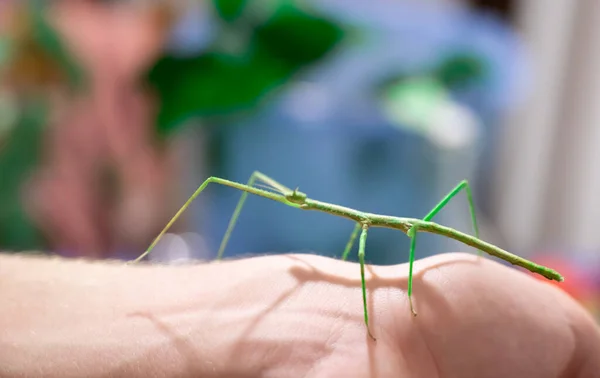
(133, 171, 564, 340)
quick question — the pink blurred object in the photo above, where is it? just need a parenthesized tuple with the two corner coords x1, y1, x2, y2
(22, 2, 178, 259)
(528, 254, 600, 321)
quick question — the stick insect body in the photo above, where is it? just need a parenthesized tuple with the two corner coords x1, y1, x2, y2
(133, 171, 564, 340)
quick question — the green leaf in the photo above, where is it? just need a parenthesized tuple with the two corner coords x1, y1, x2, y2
(435, 53, 486, 90)
(252, 4, 344, 68)
(147, 50, 294, 134)
(0, 100, 47, 250)
(213, 0, 249, 23)
(146, 2, 344, 134)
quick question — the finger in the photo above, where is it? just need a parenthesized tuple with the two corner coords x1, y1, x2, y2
(263, 252, 600, 378)
(374, 252, 600, 378)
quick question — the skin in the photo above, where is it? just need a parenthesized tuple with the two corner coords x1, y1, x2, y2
(1, 251, 599, 378)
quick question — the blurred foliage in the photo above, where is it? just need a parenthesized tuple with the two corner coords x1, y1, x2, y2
(213, 0, 248, 22)
(376, 51, 487, 135)
(0, 0, 344, 251)
(26, 2, 85, 89)
(0, 2, 84, 251)
(1, 0, 345, 139)
(147, 0, 345, 135)
(0, 101, 47, 250)
(2, 1, 85, 92)
(434, 53, 486, 90)
(377, 52, 487, 96)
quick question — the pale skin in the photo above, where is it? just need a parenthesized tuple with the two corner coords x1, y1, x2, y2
(1, 251, 599, 378)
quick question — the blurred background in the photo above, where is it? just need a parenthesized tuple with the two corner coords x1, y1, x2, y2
(0, 0, 599, 322)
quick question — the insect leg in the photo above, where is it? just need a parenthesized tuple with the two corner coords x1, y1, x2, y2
(358, 224, 376, 340)
(341, 223, 361, 261)
(216, 171, 297, 260)
(404, 180, 481, 314)
(423, 180, 481, 254)
(132, 174, 290, 263)
(407, 226, 418, 316)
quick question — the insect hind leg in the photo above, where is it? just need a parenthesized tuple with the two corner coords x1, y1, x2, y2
(341, 223, 361, 261)
(216, 171, 294, 260)
(423, 180, 480, 247)
(405, 179, 481, 316)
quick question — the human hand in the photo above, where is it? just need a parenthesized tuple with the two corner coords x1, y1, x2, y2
(198, 252, 600, 377)
(3, 252, 598, 377)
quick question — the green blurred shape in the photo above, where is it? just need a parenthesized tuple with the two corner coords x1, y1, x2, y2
(147, 0, 344, 135)
(0, 101, 47, 251)
(0, 2, 85, 252)
(213, 0, 249, 22)
(31, 4, 85, 89)
(148, 50, 293, 134)
(253, 4, 343, 67)
(435, 53, 486, 90)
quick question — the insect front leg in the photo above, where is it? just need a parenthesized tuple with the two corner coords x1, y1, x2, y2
(341, 223, 361, 261)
